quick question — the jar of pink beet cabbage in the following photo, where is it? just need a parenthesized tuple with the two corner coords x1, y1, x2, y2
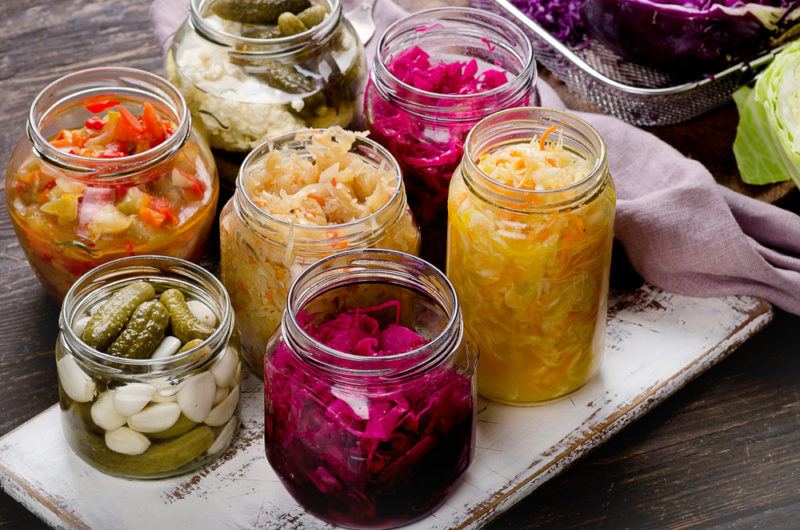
(263, 248, 477, 529)
(363, 7, 537, 263)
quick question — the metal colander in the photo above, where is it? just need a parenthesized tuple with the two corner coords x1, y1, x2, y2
(474, 0, 787, 126)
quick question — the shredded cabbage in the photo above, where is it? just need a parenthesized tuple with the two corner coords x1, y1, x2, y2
(264, 303, 475, 527)
(447, 138, 615, 403)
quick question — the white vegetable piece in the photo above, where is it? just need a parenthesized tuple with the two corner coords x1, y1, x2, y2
(187, 300, 216, 328)
(151, 336, 182, 359)
(213, 386, 228, 406)
(105, 427, 151, 455)
(113, 383, 155, 416)
(90, 391, 126, 431)
(205, 385, 239, 427)
(57, 355, 95, 403)
(209, 346, 237, 388)
(177, 372, 216, 422)
(72, 316, 90, 337)
(207, 416, 238, 455)
(127, 402, 182, 433)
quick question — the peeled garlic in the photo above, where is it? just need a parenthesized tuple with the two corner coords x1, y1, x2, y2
(127, 402, 181, 433)
(151, 336, 182, 359)
(113, 383, 155, 416)
(209, 346, 237, 388)
(72, 316, 90, 337)
(213, 386, 228, 406)
(90, 391, 125, 431)
(187, 300, 216, 328)
(207, 416, 238, 455)
(57, 355, 95, 403)
(205, 385, 239, 427)
(177, 372, 215, 422)
(105, 427, 151, 455)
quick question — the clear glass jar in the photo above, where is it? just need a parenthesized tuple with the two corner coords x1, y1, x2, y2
(264, 249, 477, 529)
(447, 107, 616, 405)
(364, 7, 536, 263)
(5, 67, 218, 301)
(219, 129, 420, 377)
(56, 256, 242, 479)
(167, 0, 366, 169)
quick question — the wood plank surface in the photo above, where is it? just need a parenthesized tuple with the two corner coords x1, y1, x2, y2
(0, 0, 798, 528)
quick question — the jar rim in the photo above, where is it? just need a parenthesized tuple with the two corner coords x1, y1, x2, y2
(26, 67, 191, 179)
(60, 255, 233, 373)
(462, 106, 609, 211)
(372, 7, 536, 110)
(282, 249, 463, 378)
(189, 0, 343, 52)
(235, 128, 405, 235)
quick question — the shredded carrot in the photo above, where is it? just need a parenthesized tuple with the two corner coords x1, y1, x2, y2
(539, 125, 558, 151)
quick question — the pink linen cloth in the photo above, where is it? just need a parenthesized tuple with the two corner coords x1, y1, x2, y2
(150, 0, 800, 315)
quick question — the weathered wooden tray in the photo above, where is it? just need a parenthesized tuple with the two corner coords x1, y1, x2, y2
(0, 286, 772, 529)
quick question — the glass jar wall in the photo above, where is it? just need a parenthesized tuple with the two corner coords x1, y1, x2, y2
(447, 107, 616, 405)
(5, 67, 218, 301)
(219, 128, 420, 377)
(264, 249, 477, 528)
(56, 256, 241, 479)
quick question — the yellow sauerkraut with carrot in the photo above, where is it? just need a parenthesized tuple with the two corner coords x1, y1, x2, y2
(220, 128, 420, 376)
(447, 127, 615, 403)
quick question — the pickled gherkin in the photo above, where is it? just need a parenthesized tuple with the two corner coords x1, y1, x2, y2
(178, 338, 205, 354)
(212, 0, 311, 24)
(245, 60, 316, 94)
(277, 12, 308, 36)
(81, 281, 155, 351)
(148, 414, 198, 440)
(107, 300, 170, 359)
(297, 5, 327, 28)
(240, 24, 283, 39)
(160, 289, 215, 344)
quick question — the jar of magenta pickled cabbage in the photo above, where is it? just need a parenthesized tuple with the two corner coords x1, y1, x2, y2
(364, 7, 536, 263)
(447, 107, 615, 405)
(5, 67, 218, 301)
(264, 249, 477, 529)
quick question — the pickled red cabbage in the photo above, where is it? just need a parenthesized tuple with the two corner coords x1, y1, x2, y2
(264, 302, 474, 528)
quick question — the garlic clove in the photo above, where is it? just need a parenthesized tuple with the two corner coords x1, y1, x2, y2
(113, 382, 155, 416)
(72, 316, 90, 337)
(151, 336, 182, 359)
(204, 385, 239, 427)
(209, 346, 238, 388)
(177, 372, 216, 422)
(213, 385, 228, 406)
(105, 427, 151, 455)
(187, 300, 217, 328)
(207, 416, 238, 455)
(90, 391, 126, 431)
(127, 402, 182, 433)
(57, 355, 96, 403)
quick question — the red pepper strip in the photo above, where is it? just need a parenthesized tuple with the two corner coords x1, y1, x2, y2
(140, 102, 167, 146)
(139, 206, 166, 228)
(84, 99, 121, 113)
(84, 116, 105, 130)
(174, 168, 206, 200)
(114, 106, 146, 143)
(148, 196, 178, 224)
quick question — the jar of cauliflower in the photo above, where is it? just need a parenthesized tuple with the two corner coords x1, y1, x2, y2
(219, 127, 420, 376)
(447, 107, 615, 405)
(167, 0, 366, 183)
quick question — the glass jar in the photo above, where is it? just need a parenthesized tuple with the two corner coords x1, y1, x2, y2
(56, 256, 242, 479)
(447, 107, 616, 405)
(264, 249, 477, 529)
(364, 7, 536, 263)
(167, 0, 366, 175)
(219, 129, 420, 377)
(5, 67, 218, 301)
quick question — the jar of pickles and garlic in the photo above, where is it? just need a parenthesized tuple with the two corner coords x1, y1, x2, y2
(447, 108, 616, 405)
(220, 127, 421, 376)
(5, 67, 218, 301)
(167, 0, 366, 181)
(56, 256, 241, 479)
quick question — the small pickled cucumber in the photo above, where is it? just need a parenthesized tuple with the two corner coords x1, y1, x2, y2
(148, 414, 198, 440)
(107, 300, 170, 359)
(240, 24, 283, 39)
(297, 5, 327, 28)
(178, 339, 205, 354)
(82, 281, 156, 351)
(277, 12, 307, 36)
(248, 60, 316, 94)
(212, 0, 311, 24)
(160, 289, 215, 344)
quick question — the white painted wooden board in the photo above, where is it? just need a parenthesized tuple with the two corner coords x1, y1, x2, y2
(0, 286, 772, 530)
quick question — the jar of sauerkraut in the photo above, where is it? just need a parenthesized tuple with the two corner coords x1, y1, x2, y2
(57, 256, 242, 479)
(5, 67, 218, 301)
(364, 7, 536, 263)
(447, 107, 615, 405)
(167, 0, 366, 180)
(219, 127, 420, 376)
(264, 248, 476, 528)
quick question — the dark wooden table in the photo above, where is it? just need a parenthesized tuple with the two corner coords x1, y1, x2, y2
(1, 1, 799, 528)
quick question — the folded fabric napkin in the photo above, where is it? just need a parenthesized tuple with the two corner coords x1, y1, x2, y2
(150, 0, 800, 315)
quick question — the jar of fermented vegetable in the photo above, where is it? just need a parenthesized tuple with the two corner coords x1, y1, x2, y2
(56, 256, 242, 479)
(447, 107, 615, 405)
(5, 67, 218, 301)
(364, 7, 536, 263)
(167, 0, 366, 181)
(264, 249, 476, 529)
(219, 127, 420, 377)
